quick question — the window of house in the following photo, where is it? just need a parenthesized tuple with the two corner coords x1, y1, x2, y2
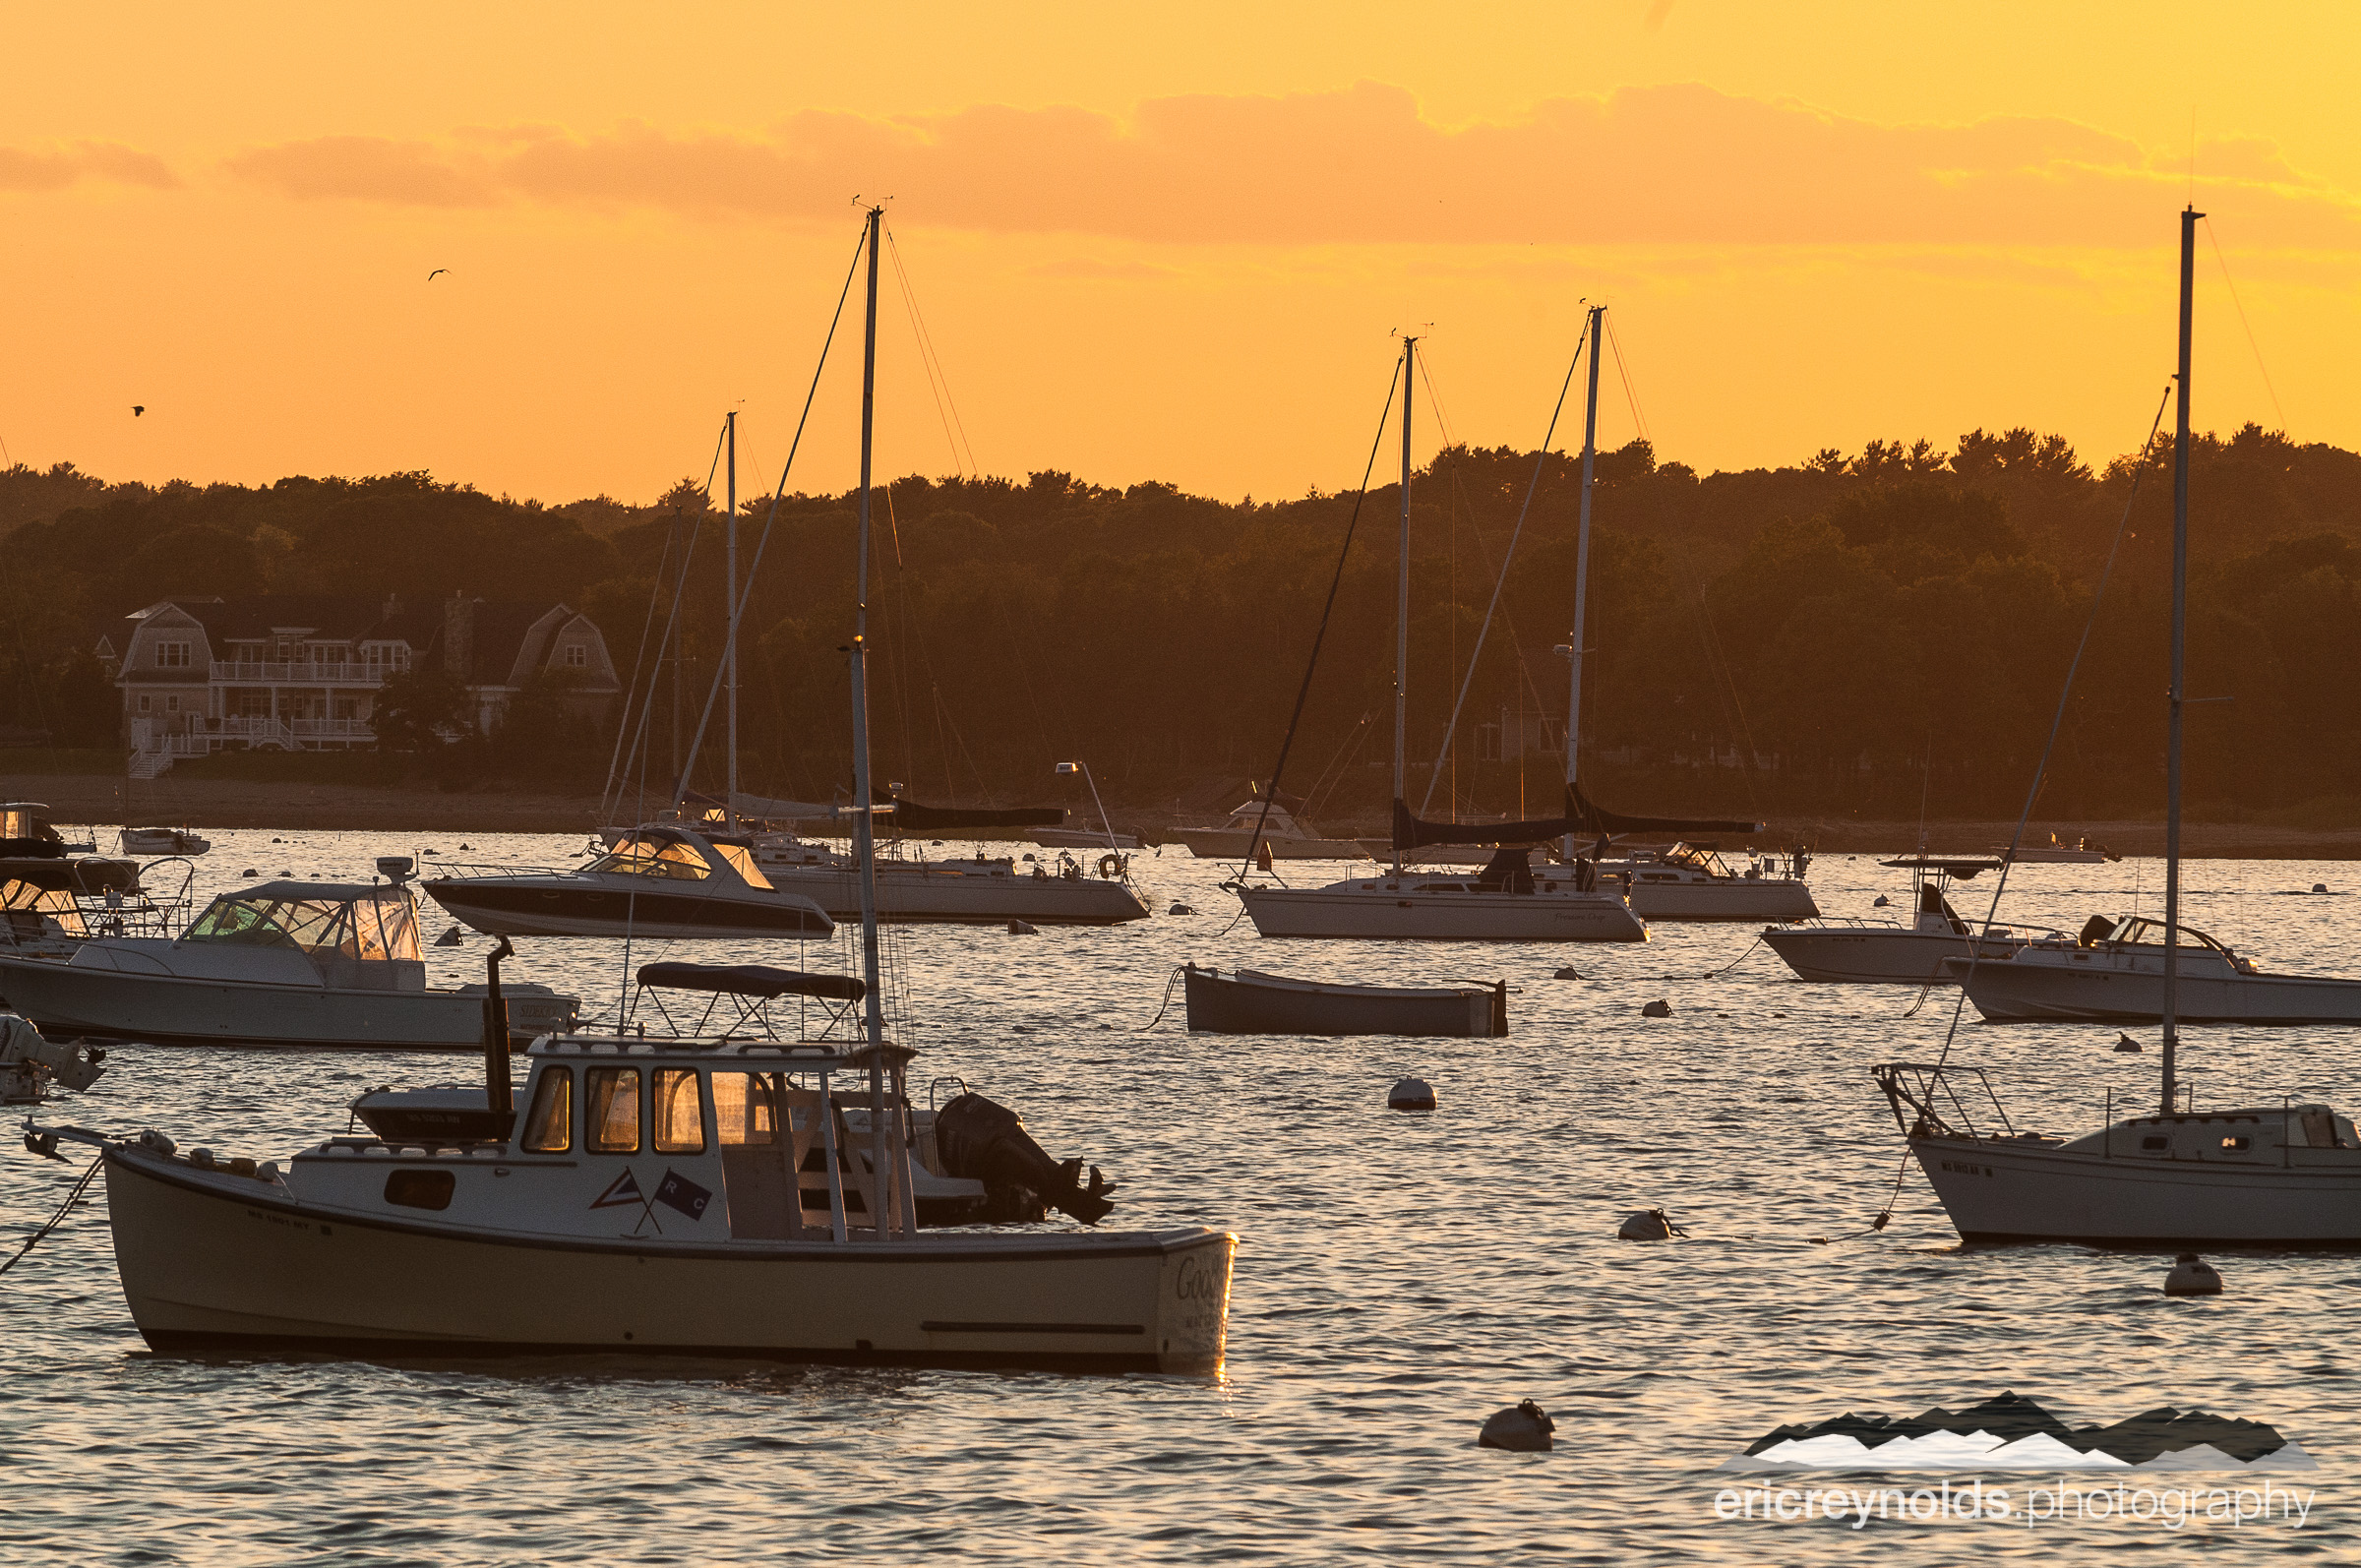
(137, 694, 152, 713)
(652, 1068, 706, 1153)
(563, 643, 586, 668)
(165, 695, 179, 713)
(155, 641, 190, 669)
(584, 1067, 641, 1153)
(522, 1067, 574, 1152)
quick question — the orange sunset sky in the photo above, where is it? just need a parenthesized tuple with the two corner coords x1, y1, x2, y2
(6, 2, 2357, 505)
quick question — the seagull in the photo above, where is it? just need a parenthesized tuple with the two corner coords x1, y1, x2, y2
(132, 405, 144, 416)
(428, 269, 447, 280)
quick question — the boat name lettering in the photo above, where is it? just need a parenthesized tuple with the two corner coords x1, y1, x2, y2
(1939, 1162, 1995, 1177)
(1176, 1252, 1217, 1300)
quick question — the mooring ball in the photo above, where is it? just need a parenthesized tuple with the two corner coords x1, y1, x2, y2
(1552, 966, 1580, 980)
(1388, 1076, 1436, 1112)
(241, 868, 259, 877)
(2113, 1032, 2143, 1053)
(1872, 895, 1891, 908)
(1006, 919, 1038, 935)
(1617, 1208, 1687, 1240)
(2164, 1253, 2222, 1297)
(2314, 883, 2330, 894)
(1641, 998, 1671, 1018)
(1478, 1400, 1555, 1452)
(1168, 902, 1195, 916)
(435, 927, 463, 947)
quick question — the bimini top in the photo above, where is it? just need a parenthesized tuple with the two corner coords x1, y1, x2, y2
(1879, 857, 2005, 877)
(636, 961, 867, 1002)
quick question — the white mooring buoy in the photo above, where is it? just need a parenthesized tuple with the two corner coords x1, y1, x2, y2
(2113, 1032, 2143, 1053)
(1388, 1077, 1436, 1112)
(1552, 966, 1580, 980)
(435, 927, 463, 947)
(1478, 1400, 1555, 1452)
(2163, 1253, 2222, 1297)
(1168, 902, 1195, 916)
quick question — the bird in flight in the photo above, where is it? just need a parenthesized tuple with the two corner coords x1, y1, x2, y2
(132, 405, 144, 416)
(428, 269, 447, 280)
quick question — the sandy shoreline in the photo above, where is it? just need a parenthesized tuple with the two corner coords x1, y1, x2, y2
(11, 772, 2361, 858)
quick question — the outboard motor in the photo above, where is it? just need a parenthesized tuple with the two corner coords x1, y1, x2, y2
(933, 1092, 1117, 1225)
(0, 1013, 105, 1106)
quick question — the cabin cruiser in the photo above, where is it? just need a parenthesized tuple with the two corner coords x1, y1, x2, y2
(1947, 915, 2361, 1024)
(0, 857, 191, 960)
(423, 824, 834, 940)
(1763, 857, 2055, 984)
(746, 831, 1147, 926)
(121, 826, 212, 857)
(0, 862, 576, 1049)
(1596, 842, 1818, 923)
(1171, 797, 1367, 861)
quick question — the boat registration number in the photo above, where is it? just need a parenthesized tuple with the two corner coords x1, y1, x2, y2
(1938, 1161, 1995, 1177)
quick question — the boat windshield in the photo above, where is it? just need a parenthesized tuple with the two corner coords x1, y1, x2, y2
(0, 878, 87, 936)
(706, 842, 773, 889)
(182, 888, 422, 961)
(2114, 917, 2229, 953)
(590, 837, 714, 880)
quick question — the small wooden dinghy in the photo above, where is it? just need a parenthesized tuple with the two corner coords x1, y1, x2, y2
(1182, 963, 1506, 1037)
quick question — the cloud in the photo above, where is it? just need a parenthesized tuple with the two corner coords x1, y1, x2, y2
(0, 141, 177, 193)
(1025, 258, 1177, 280)
(219, 83, 2361, 249)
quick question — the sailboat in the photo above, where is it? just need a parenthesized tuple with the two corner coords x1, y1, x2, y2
(1874, 208, 2361, 1244)
(1238, 316, 1753, 942)
(26, 207, 1236, 1367)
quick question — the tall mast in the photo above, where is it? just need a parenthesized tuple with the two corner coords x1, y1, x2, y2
(724, 410, 739, 831)
(2162, 205, 2200, 1116)
(1391, 335, 1416, 873)
(847, 205, 896, 1240)
(1563, 304, 1604, 865)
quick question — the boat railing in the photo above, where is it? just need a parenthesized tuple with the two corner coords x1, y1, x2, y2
(1872, 1061, 2018, 1140)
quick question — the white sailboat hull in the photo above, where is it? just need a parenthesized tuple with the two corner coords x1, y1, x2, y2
(100, 1146, 1234, 1373)
(1171, 830, 1367, 861)
(1952, 953, 2361, 1023)
(1623, 880, 1818, 923)
(1238, 884, 1646, 941)
(1764, 927, 2022, 984)
(762, 864, 1149, 925)
(1912, 1133, 2361, 1245)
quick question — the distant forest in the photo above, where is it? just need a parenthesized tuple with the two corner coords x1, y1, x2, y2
(4, 419, 2358, 829)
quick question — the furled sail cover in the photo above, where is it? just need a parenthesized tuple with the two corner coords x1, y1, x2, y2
(1564, 781, 1765, 838)
(1392, 783, 1765, 852)
(874, 794, 1065, 831)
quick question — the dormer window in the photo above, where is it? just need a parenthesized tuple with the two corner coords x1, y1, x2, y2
(563, 643, 586, 669)
(155, 641, 190, 669)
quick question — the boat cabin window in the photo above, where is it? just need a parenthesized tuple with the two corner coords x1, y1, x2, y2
(180, 888, 422, 962)
(2221, 1136, 2250, 1151)
(590, 836, 713, 881)
(585, 1066, 641, 1153)
(713, 1071, 782, 1145)
(0, 880, 87, 936)
(522, 1067, 574, 1152)
(2142, 1135, 2168, 1150)
(652, 1067, 707, 1154)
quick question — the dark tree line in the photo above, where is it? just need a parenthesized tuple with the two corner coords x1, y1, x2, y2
(3, 422, 2356, 826)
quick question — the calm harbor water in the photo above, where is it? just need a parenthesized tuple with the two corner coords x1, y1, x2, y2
(4, 830, 2357, 1562)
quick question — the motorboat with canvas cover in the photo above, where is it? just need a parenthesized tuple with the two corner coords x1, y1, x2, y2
(1595, 841, 1818, 923)
(23, 212, 1232, 1370)
(1181, 964, 1507, 1037)
(0, 863, 575, 1050)
(0, 854, 192, 962)
(636, 798, 1149, 927)
(1171, 792, 1367, 861)
(120, 826, 212, 857)
(1763, 857, 2061, 984)
(422, 824, 833, 940)
(1947, 915, 2361, 1023)
(1872, 208, 2361, 1245)
(0, 803, 139, 910)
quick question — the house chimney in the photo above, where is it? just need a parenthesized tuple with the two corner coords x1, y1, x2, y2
(444, 592, 475, 679)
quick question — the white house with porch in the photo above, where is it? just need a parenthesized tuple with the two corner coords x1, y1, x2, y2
(99, 593, 620, 777)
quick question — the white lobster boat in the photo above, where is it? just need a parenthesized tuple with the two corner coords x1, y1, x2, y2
(33, 994, 1232, 1369)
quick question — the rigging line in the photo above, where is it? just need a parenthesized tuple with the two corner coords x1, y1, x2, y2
(885, 226, 979, 475)
(670, 221, 867, 810)
(1302, 709, 1379, 822)
(879, 483, 920, 792)
(1415, 347, 1459, 450)
(604, 420, 727, 818)
(1922, 382, 2176, 1080)
(615, 508, 706, 825)
(1417, 327, 1589, 814)
(1692, 579, 1765, 812)
(1237, 354, 1404, 880)
(1604, 314, 1652, 447)
(2202, 216, 2289, 433)
(598, 514, 682, 820)
(885, 235, 968, 478)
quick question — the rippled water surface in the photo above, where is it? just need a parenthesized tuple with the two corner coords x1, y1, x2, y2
(5, 832, 2358, 1562)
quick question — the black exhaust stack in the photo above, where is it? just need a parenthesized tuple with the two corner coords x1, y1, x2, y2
(483, 935, 516, 1138)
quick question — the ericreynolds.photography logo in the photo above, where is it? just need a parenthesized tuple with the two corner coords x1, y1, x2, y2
(1711, 1393, 2319, 1532)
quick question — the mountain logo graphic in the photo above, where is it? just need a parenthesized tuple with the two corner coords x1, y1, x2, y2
(1721, 1393, 2317, 1473)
